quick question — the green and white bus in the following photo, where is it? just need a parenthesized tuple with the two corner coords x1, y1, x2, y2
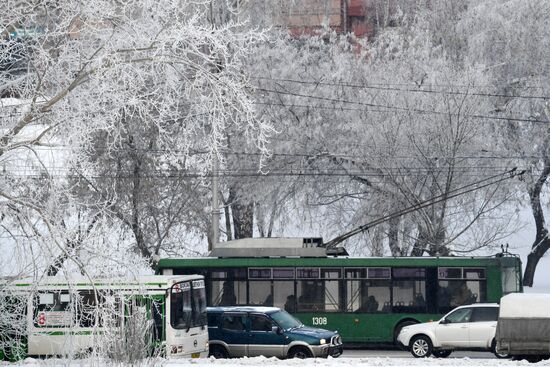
(156, 238, 522, 346)
(0, 275, 209, 360)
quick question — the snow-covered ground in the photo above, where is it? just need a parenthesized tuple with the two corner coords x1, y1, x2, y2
(5, 356, 550, 367)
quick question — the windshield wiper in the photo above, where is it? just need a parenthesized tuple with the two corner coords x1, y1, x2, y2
(289, 324, 304, 330)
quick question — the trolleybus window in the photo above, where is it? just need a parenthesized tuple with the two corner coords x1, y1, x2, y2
(273, 268, 295, 279)
(437, 267, 486, 313)
(211, 269, 247, 306)
(392, 268, 427, 313)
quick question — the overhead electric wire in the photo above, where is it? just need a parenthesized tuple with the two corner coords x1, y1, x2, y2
(0, 163, 530, 180)
(254, 87, 550, 124)
(251, 76, 550, 101)
(7, 144, 548, 161)
(324, 167, 524, 248)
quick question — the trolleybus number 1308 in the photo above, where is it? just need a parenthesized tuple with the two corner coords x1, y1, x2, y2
(312, 317, 327, 325)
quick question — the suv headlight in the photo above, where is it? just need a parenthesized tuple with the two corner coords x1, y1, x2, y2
(319, 339, 326, 345)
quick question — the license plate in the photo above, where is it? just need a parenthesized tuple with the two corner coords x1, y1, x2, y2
(192, 353, 200, 358)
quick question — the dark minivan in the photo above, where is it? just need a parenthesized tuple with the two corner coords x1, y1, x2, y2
(207, 306, 343, 359)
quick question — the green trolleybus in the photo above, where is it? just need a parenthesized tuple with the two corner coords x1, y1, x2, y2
(0, 275, 208, 360)
(156, 238, 522, 346)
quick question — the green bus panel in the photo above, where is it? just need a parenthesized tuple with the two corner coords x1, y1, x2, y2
(157, 255, 522, 344)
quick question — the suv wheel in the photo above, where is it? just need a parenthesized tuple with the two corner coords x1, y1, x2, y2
(410, 335, 433, 358)
(288, 346, 312, 359)
(209, 345, 228, 359)
(433, 349, 452, 358)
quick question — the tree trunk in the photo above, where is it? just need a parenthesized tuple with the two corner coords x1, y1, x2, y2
(232, 201, 254, 239)
(130, 149, 152, 259)
(388, 216, 401, 256)
(411, 225, 428, 256)
(524, 160, 550, 286)
(228, 186, 254, 239)
(428, 224, 449, 256)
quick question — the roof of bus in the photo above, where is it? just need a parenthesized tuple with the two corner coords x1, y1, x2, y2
(156, 254, 520, 270)
(0, 274, 203, 289)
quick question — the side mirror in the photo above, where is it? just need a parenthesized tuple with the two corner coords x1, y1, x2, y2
(440, 318, 450, 325)
(272, 326, 282, 334)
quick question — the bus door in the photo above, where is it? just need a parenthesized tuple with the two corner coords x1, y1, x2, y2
(0, 294, 28, 361)
(150, 296, 165, 345)
(125, 295, 164, 353)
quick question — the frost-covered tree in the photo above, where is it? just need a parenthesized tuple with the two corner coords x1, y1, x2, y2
(244, 13, 520, 256)
(0, 0, 271, 275)
(457, 0, 550, 286)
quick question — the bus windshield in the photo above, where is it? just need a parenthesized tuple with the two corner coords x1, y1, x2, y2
(170, 281, 192, 329)
(270, 310, 303, 330)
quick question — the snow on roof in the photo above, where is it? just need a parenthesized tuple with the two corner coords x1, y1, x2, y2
(499, 292, 550, 318)
(1, 275, 201, 289)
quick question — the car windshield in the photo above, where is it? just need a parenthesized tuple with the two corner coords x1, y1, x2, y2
(270, 310, 303, 330)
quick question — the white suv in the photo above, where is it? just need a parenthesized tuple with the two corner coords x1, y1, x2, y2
(397, 304, 507, 358)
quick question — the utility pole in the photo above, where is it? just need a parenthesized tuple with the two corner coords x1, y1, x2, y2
(210, 151, 221, 251)
(208, 0, 221, 252)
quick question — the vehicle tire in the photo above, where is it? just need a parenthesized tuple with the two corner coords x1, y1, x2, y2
(526, 356, 543, 363)
(491, 339, 509, 359)
(209, 345, 229, 359)
(410, 335, 433, 358)
(432, 350, 452, 358)
(394, 320, 418, 344)
(288, 346, 313, 359)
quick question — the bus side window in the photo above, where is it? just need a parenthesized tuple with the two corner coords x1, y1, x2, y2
(79, 291, 98, 327)
(77, 291, 120, 328)
(34, 291, 72, 327)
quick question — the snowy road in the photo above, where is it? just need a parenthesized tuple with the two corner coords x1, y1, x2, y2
(9, 354, 550, 367)
(163, 355, 546, 367)
(341, 350, 496, 359)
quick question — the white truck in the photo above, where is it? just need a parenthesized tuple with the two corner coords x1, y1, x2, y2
(496, 293, 550, 362)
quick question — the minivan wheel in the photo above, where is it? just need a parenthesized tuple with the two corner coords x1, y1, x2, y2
(410, 335, 433, 358)
(289, 346, 312, 359)
(433, 349, 452, 358)
(209, 345, 228, 359)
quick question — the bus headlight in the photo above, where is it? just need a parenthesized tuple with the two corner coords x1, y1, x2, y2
(171, 345, 184, 354)
(320, 339, 326, 345)
(205, 341, 209, 349)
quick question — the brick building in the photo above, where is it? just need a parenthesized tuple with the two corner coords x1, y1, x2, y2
(281, 0, 394, 38)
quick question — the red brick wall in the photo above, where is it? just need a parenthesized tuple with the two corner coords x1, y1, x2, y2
(283, 0, 376, 38)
